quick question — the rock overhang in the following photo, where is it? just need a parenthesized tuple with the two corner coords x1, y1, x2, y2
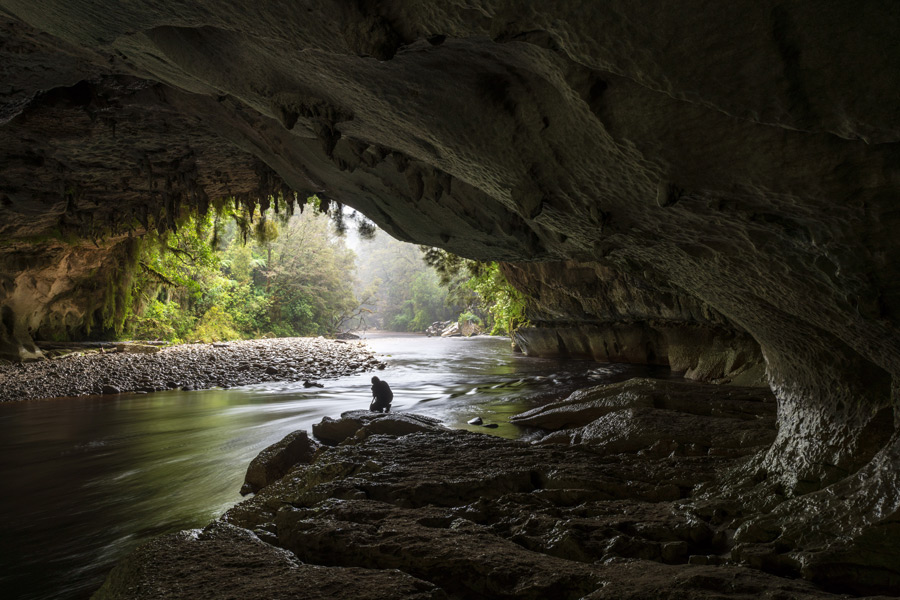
(1, 3, 900, 586)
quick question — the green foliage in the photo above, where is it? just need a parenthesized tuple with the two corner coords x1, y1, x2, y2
(463, 262, 531, 335)
(421, 248, 531, 336)
(122, 206, 361, 341)
(352, 233, 458, 331)
(390, 312, 411, 331)
(111, 194, 529, 342)
(263, 208, 358, 335)
(129, 299, 197, 341)
(192, 306, 241, 342)
(352, 234, 532, 336)
(458, 310, 482, 326)
(82, 237, 142, 338)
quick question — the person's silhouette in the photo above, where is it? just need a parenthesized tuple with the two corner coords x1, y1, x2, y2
(369, 376, 393, 413)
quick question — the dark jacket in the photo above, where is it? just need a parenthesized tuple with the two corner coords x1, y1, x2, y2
(370, 379, 393, 411)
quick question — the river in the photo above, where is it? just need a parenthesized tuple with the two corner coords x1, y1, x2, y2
(0, 333, 662, 600)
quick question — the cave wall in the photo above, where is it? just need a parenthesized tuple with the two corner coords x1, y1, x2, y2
(0, 238, 138, 360)
(1, 0, 900, 587)
(502, 261, 767, 385)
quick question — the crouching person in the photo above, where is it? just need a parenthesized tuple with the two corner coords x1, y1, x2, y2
(369, 376, 393, 413)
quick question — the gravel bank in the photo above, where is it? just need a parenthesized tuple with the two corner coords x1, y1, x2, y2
(0, 337, 384, 403)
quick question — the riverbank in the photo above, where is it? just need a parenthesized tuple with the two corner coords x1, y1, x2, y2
(0, 337, 383, 403)
(96, 378, 871, 599)
(1, 334, 633, 600)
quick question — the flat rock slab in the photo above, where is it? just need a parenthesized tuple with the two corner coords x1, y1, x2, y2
(312, 410, 445, 446)
(91, 521, 446, 600)
(276, 499, 601, 600)
(539, 406, 776, 458)
(511, 378, 775, 430)
(215, 421, 852, 600)
(96, 391, 866, 599)
(580, 560, 876, 600)
(510, 378, 776, 458)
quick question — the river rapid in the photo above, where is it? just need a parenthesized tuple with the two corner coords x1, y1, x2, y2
(0, 333, 662, 600)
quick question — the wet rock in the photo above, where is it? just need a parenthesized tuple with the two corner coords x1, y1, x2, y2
(312, 411, 444, 446)
(91, 521, 446, 600)
(440, 323, 460, 337)
(275, 500, 602, 600)
(549, 406, 775, 458)
(459, 320, 482, 337)
(425, 321, 451, 337)
(580, 560, 855, 599)
(467, 416, 483, 425)
(100, 384, 120, 395)
(94, 378, 891, 599)
(511, 378, 774, 431)
(193, 407, 850, 600)
(515, 379, 777, 461)
(661, 541, 689, 564)
(241, 430, 321, 495)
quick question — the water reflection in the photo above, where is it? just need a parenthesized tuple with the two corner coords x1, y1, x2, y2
(0, 333, 662, 600)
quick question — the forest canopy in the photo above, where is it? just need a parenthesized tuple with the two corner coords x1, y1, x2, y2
(118, 202, 529, 342)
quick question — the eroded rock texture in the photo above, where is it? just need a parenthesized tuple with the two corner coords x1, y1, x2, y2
(2, 1, 900, 593)
(102, 397, 896, 598)
(92, 521, 447, 600)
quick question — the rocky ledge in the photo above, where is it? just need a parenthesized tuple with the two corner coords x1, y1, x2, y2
(0, 337, 383, 402)
(92, 378, 897, 599)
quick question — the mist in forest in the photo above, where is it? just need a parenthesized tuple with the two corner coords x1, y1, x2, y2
(346, 230, 460, 332)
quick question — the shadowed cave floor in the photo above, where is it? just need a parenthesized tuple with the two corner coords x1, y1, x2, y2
(92, 379, 896, 599)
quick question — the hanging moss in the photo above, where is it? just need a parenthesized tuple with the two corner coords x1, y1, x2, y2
(79, 237, 144, 338)
(41, 160, 366, 342)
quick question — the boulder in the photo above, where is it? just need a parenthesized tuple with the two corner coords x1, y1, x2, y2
(440, 322, 461, 337)
(312, 411, 444, 446)
(459, 320, 482, 337)
(425, 321, 451, 337)
(241, 430, 320, 495)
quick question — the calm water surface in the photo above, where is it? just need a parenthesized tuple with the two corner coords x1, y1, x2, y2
(0, 334, 661, 600)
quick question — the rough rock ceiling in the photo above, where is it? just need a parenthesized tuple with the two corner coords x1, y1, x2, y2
(1, 1, 900, 592)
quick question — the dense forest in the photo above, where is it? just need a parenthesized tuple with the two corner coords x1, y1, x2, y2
(117, 202, 529, 342)
(349, 231, 457, 332)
